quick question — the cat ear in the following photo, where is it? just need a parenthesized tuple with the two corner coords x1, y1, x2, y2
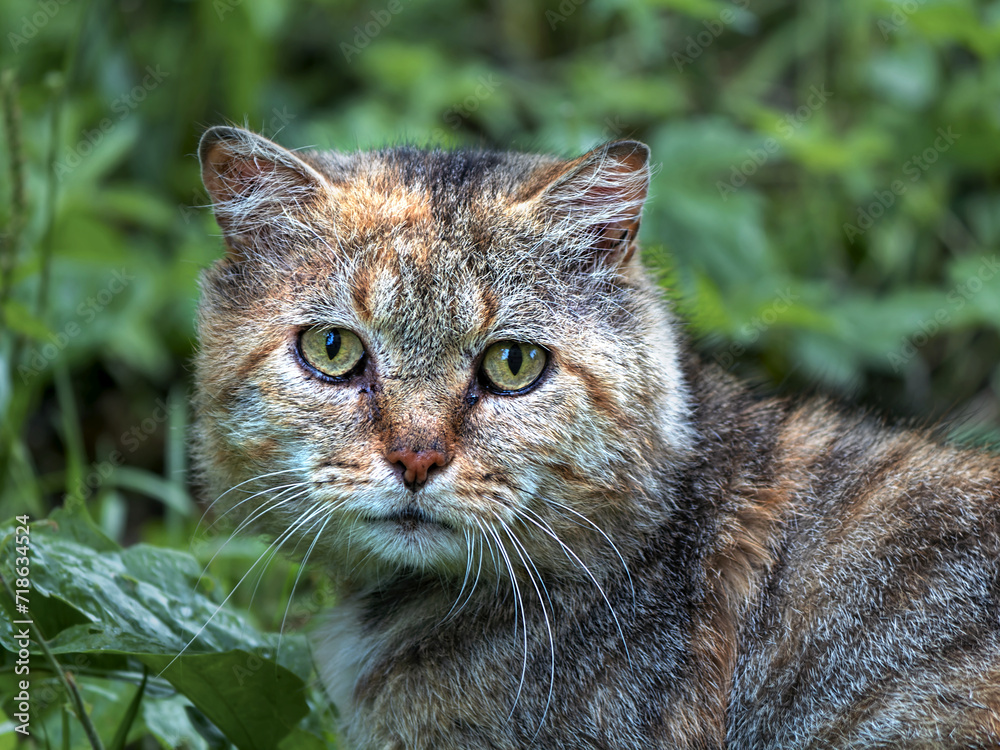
(199, 125, 329, 254)
(532, 140, 651, 266)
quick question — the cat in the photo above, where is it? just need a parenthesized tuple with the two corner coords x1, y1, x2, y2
(194, 124, 1000, 749)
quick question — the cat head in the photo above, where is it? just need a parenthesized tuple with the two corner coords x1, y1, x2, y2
(194, 125, 693, 586)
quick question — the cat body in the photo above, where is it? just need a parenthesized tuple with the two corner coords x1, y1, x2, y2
(195, 125, 1000, 749)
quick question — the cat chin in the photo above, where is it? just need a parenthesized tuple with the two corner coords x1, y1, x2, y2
(335, 517, 472, 577)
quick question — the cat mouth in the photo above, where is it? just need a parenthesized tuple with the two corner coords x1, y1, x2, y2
(370, 506, 455, 531)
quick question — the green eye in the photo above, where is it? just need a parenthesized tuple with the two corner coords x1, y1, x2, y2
(299, 327, 365, 379)
(480, 341, 547, 394)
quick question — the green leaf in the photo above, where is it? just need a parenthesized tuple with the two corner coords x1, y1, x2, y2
(0, 506, 312, 749)
(141, 651, 308, 750)
(185, 703, 232, 749)
(109, 467, 194, 517)
(645, 0, 729, 18)
(141, 693, 211, 750)
(96, 187, 178, 233)
(277, 728, 331, 750)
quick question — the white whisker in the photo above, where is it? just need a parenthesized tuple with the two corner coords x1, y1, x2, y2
(479, 518, 529, 724)
(498, 519, 555, 738)
(276, 503, 339, 654)
(441, 526, 475, 624)
(208, 480, 307, 529)
(199, 467, 302, 520)
(513, 505, 633, 671)
(245, 495, 334, 612)
(546, 498, 636, 605)
(161, 491, 327, 676)
(195, 484, 311, 588)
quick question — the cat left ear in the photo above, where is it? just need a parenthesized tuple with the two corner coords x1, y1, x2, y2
(533, 140, 651, 266)
(199, 125, 329, 254)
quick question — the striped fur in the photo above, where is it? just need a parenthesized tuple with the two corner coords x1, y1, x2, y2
(195, 126, 1000, 749)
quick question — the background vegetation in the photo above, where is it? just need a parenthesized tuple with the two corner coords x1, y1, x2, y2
(1, 0, 998, 746)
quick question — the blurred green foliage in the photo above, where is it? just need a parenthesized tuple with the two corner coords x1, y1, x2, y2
(0, 0, 999, 745)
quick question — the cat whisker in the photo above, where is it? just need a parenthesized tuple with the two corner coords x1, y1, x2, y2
(275, 504, 339, 655)
(443, 526, 488, 624)
(512, 505, 634, 671)
(343, 509, 369, 576)
(478, 518, 530, 724)
(204, 480, 308, 533)
(238, 495, 350, 661)
(340, 509, 397, 581)
(440, 526, 476, 625)
(194, 481, 310, 573)
(219, 489, 327, 624)
(245, 493, 335, 614)
(470, 530, 486, 612)
(342, 546, 381, 582)
(161, 493, 329, 676)
(497, 519, 555, 739)
(238, 500, 329, 652)
(545, 498, 637, 605)
(463, 529, 486, 619)
(199, 467, 303, 520)
(499, 477, 636, 605)
(191, 475, 307, 559)
(481, 520, 503, 598)
(195, 484, 311, 588)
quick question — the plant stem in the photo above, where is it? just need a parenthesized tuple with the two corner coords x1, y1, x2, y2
(36, 0, 94, 319)
(0, 572, 106, 750)
(0, 70, 28, 502)
(0, 69, 26, 320)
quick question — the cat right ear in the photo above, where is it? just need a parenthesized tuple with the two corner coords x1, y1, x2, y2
(527, 140, 651, 267)
(199, 125, 329, 255)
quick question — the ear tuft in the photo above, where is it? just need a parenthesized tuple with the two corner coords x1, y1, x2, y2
(198, 125, 327, 254)
(535, 140, 651, 266)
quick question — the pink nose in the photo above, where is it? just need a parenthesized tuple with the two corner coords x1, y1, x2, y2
(386, 448, 449, 488)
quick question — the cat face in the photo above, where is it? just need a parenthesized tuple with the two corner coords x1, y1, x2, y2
(195, 127, 693, 584)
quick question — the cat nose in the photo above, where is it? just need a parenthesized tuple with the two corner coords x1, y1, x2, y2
(385, 447, 450, 489)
